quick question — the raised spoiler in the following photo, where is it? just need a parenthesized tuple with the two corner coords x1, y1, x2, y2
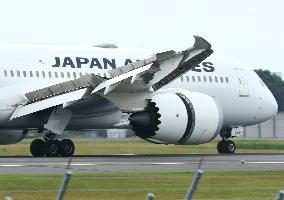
(93, 36, 212, 94)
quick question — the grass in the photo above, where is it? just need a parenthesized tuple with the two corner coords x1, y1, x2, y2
(1, 138, 284, 156)
(0, 171, 284, 200)
(236, 139, 284, 150)
(1, 139, 284, 199)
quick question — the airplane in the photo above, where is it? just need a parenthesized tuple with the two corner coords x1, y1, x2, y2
(0, 36, 278, 157)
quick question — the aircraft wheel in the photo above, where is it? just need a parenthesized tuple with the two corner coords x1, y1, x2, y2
(44, 140, 61, 157)
(30, 139, 45, 157)
(217, 140, 236, 154)
(226, 140, 236, 153)
(217, 140, 225, 153)
(60, 139, 75, 157)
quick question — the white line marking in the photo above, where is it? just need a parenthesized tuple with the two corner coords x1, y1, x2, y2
(70, 163, 95, 166)
(0, 163, 95, 167)
(0, 164, 23, 167)
(151, 162, 184, 165)
(0, 161, 283, 168)
(245, 162, 284, 164)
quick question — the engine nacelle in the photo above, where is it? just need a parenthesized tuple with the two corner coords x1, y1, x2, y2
(0, 130, 28, 145)
(130, 90, 223, 145)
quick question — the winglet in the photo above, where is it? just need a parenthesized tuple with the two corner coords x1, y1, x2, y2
(193, 35, 211, 50)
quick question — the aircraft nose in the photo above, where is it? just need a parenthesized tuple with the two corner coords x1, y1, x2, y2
(270, 95, 278, 116)
(263, 89, 278, 119)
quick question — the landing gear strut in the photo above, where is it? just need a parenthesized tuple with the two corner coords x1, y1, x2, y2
(30, 133, 75, 157)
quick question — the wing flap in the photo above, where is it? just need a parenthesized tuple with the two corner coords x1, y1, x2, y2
(10, 88, 88, 120)
(25, 74, 103, 102)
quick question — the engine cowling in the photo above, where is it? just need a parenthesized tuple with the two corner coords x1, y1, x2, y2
(130, 90, 223, 145)
(0, 130, 28, 145)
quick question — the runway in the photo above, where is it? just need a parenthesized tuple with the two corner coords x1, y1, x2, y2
(1, 154, 284, 174)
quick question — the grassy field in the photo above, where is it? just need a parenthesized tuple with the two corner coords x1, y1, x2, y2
(1, 138, 284, 156)
(1, 139, 284, 200)
(0, 171, 284, 200)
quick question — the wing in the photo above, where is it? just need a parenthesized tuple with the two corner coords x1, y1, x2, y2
(94, 35, 212, 94)
(10, 36, 212, 120)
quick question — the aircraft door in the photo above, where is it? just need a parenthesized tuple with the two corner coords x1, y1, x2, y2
(235, 69, 249, 97)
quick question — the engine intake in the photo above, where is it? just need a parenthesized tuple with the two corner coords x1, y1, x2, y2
(130, 101, 160, 138)
(130, 90, 223, 145)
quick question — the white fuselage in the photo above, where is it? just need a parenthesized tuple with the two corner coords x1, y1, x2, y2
(0, 45, 278, 130)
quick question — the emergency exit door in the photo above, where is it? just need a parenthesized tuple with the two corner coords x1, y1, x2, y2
(234, 69, 249, 97)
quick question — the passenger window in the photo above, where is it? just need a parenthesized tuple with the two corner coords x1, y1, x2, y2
(225, 77, 229, 83)
(198, 76, 201, 82)
(17, 70, 20, 77)
(48, 71, 52, 78)
(4, 70, 7, 77)
(209, 76, 212, 83)
(215, 76, 218, 83)
(61, 72, 64, 78)
(186, 76, 190, 82)
(192, 76, 195, 82)
(10, 70, 14, 77)
(67, 72, 70, 78)
(73, 72, 77, 79)
(23, 71, 27, 77)
(54, 72, 58, 78)
(36, 71, 39, 78)
(30, 71, 33, 77)
(42, 71, 46, 78)
(181, 76, 184, 82)
(220, 77, 224, 83)
(203, 76, 206, 82)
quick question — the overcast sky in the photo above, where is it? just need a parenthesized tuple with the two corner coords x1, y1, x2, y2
(0, 0, 283, 74)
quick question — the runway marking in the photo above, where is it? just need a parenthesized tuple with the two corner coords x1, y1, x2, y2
(0, 161, 284, 168)
(70, 163, 95, 166)
(151, 163, 184, 165)
(245, 162, 284, 164)
(0, 162, 185, 167)
(0, 164, 23, 167)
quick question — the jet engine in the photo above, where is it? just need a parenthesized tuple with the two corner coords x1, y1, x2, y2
(130, 90, 223, 145)
(0, 130, 28, 145)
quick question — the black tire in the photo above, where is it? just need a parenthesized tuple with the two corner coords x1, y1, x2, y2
(30, 139, 45, 157)
(225, 140, 236, 153)
(60, 139, 75, 157)
(44, 140, 61, 157)
(217, 140, 236, 154)
(217, 140, 225, 153)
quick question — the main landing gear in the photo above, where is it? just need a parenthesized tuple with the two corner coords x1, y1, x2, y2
(217, 140, 236, 154)
(30, 133, 75, 157)
(217, 128, 236, 154)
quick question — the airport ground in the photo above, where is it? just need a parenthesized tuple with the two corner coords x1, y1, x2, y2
(2, 138, 284, 156)
(1, 138, 284, 200)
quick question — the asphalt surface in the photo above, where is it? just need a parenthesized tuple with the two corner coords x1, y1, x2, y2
(1, 154, 284, 174)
